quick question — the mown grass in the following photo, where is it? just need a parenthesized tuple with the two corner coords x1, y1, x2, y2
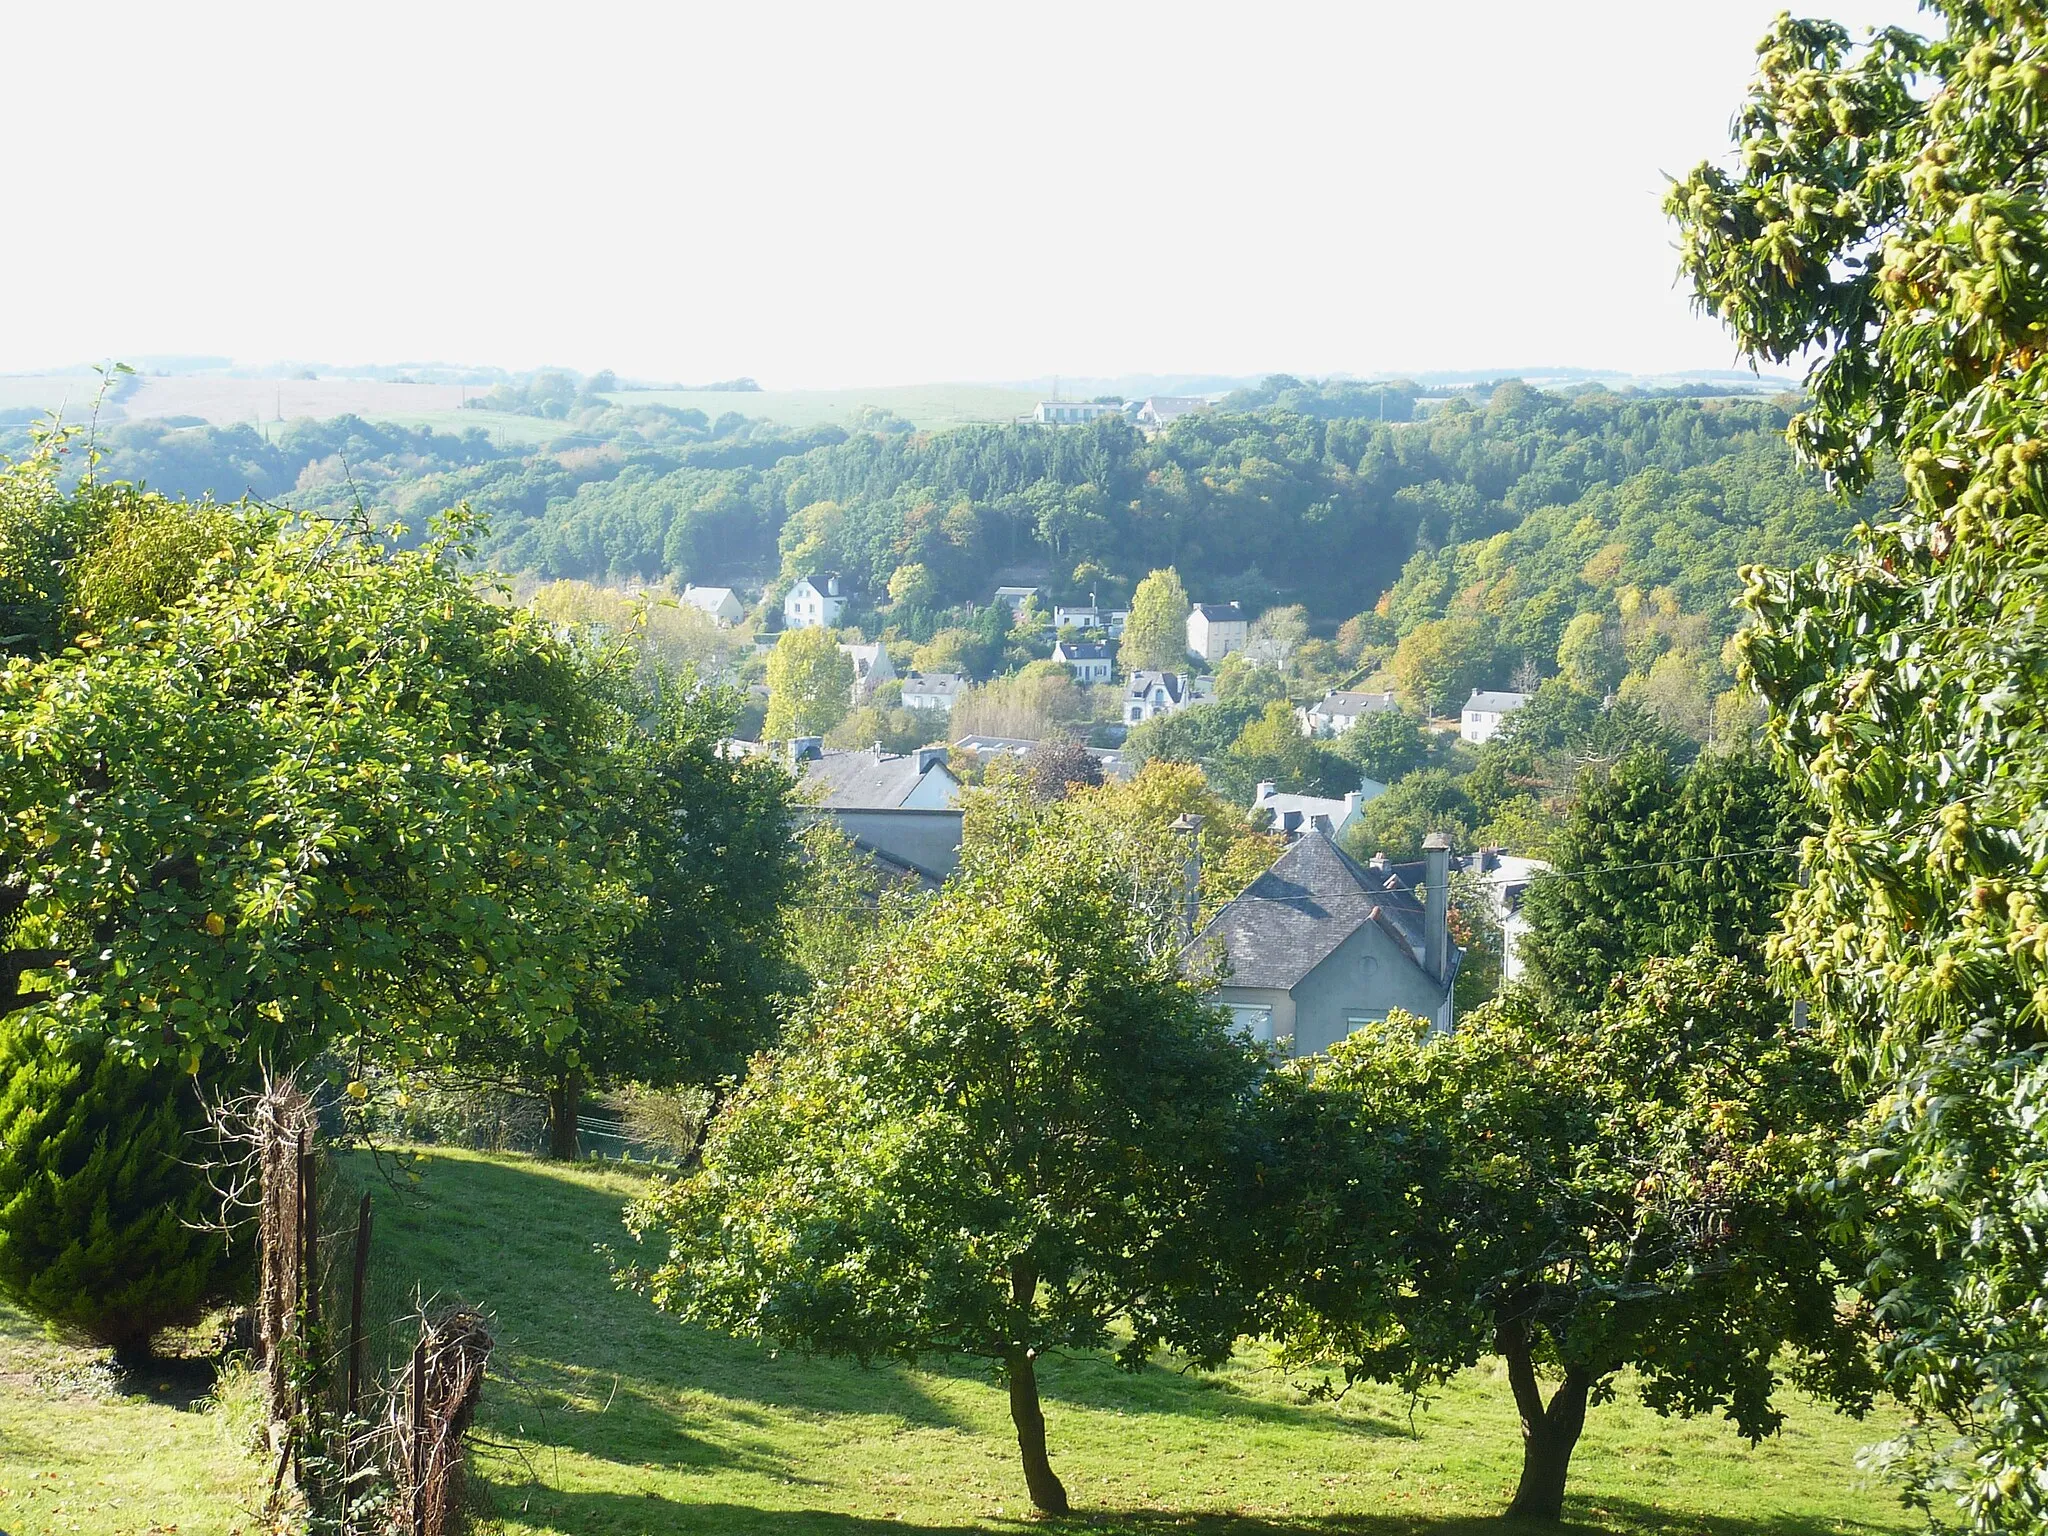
(351, 1150, 1918, 1536)
(0, 1302, 268, 1535)
(0, 1148, 1922, 1534)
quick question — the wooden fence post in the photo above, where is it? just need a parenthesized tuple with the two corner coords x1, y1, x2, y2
(410, 1337, 427, 1536)
(346, 1192, 371, 1421)
(299, 1127, 318, 1344)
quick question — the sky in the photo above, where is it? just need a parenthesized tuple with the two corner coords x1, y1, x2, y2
(2, 1, 1934, 388)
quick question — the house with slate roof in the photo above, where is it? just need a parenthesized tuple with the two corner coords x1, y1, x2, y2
(1124, 670, 1190, 724)
(784, 573, 848, 630)
(1459, 688, 1530, 744)
(1186, 602, 1248, 662)
(789, 739, 964, 884)
(1300, 689, 1401, 738)
(1187, 826, 1459, 1055)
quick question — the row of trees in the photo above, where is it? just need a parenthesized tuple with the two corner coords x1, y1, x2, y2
(628, 774, 1864, 1519)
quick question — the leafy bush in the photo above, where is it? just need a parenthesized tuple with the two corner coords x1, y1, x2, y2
(0, 1025, 249, 1362)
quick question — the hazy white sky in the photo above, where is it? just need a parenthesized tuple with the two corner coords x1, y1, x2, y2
(3, 1, 1932, 387)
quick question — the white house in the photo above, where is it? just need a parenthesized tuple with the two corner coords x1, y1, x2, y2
(1124, 670, 1190, 724)
(784, 574, 848, 631)
(901, 671, 962, 712)
(1188, 828, 1460, 1053)
(1034, 401, 1123, 425)
(839, 641, 895, 704)
(1187, 602, 1248, 663)
(1053, 637, 1114, 683)
(1300, 689, 1401, 737)
(1252, 779, 1387, 842)
(1053, 604, 1127, 635)
(1465, 849, 1551, 985)
(1135, 396, 1206, 429)
(680, 584, 744, 625)
(1459, 689, 1530, 744)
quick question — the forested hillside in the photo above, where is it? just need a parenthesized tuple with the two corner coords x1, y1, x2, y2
(4, 382, 1884, 676)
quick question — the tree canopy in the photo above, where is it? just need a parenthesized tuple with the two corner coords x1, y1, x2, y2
(626, 790, 1265, 1513)
(1671, 8, 2048, 1517)
(1257, 952, 1874, 1517)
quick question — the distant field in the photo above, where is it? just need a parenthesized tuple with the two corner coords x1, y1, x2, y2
(605, 381, 1040, 431)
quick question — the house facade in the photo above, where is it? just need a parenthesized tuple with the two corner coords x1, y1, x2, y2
(1124, 670, 1190, 724)
(1300, 689, 1401, 737)
(1053, 637, 1114, 683)
(1053, 604, 1128, 635)
(1459, 689, 1530, 744)
(680, 584, 744, 625)
(1135, 396, 1206, 429)
(1188, 828, 1459, 1056)
(784, 574, 848, 630)
(901, 671, 962, 712)
(1034, 401, 1123, 425)
(1186, 602, 1248, 662)
(839, 641, 896, 704)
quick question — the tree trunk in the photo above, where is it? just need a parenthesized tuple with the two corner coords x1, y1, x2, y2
(1003, 1257, 1067, 1515)
(545, 1073, 580, 1161)
(1004, 1344, 1068, 1515)
(1500, 1324, 1592, 1520)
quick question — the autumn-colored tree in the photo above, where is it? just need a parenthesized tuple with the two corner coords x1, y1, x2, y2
(764, 626, 855, 740)
(1119, 567, 1191, 673)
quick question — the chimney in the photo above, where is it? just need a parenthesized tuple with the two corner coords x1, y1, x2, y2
(915, 746, 949, 775)
(1255, 780, 1276, 804)
(1369, 851, 1388, 871)
(787, 735, 823, 767)
(1343, 790, 1362, 819)
(1307, 813, 1333, 836)
(1423, 831, 1451, 984)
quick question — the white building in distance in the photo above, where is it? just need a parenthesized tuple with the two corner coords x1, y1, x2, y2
(1124, 670, 1191, 724)
(840, 641, 895, 704)
(1187, 602, 1248, 663)
(1053, 637, 1114, 683)
(784, 574, 848, 630)
(1300, 689, 1402, 738)
(680, 584, 744, 625)
(1459, 689, 1530, 744)
(1034, 401, 1123, 425)
(901, 671, 963, 712)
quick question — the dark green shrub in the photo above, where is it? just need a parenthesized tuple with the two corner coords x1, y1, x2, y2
(0, 1025, 249, 1362)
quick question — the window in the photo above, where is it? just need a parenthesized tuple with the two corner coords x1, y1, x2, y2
(1345, 1010, 1389, 1032)
(1228, 1005, 1274, 1043)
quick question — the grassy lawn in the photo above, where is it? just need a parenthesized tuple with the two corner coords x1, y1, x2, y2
(0, 1303, 267, 1535)
(0, 1148, 1922, 1534)
(343, 1150, 1917, 1536)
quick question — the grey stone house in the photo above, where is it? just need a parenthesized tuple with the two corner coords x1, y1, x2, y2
(1187, 826, 1459, 1055)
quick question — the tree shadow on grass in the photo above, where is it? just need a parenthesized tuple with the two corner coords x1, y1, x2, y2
(478, 1494, 1910, 1536)
(383, 1151, 1399, 1445)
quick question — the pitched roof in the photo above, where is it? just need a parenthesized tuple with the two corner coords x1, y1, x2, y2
(1313, 689, 1400, 715)
(1463, 689, 1529, 713)
(1191, 602, 1245, 623)
(1125, 670, 1187, 702)
(793, 573, 843, 598)
(902, 670, 962, 696)
(1189, 828, 1443, 991)
(801, 747, 951, 809)
(1054, 638, 1111, 661)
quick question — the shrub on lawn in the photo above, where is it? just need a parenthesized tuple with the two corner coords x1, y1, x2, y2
(0, 1024, 249, 1364)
